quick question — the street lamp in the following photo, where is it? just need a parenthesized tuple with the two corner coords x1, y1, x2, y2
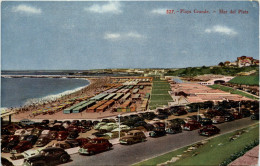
(118, 114, 121, 140)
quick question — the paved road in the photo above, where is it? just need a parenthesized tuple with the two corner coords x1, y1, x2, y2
(61, 118, 258, 166)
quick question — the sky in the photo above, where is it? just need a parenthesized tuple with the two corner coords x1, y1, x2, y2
(1, 1, 259, 70)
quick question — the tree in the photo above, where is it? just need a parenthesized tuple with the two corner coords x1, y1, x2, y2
(218, 62, 224, 67)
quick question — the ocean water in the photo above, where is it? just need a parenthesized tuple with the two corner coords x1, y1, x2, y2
(1, 77, 89, 108)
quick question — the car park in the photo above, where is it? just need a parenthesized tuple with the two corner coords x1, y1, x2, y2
(78, 138, 112, 155)
(12, 140, 33, 153)
(119, 130, 146, 145)
(183, 120, 202, 131)
(149, 122, 166, 137)
(198, 125, 220, 136)
(23, 147, 70, 166)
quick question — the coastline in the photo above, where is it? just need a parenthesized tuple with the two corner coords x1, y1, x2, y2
(9, 77, 112, 120)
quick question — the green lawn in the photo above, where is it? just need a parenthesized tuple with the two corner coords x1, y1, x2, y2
(229, 75, 259, 86)
(209, 84, 258, 100)
(133, 124, 259, 166)
(149, 78, 172, 109)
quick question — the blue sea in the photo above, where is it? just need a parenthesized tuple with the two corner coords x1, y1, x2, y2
(1, 77, 89, 108)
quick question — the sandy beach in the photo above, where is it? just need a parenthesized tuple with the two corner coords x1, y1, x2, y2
(9, 77, 115, 121)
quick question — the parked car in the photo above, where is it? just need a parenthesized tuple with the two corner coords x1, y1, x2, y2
(2, 135, 20, 153)
(224, 114, 235, 122)
(23, 147, 70, 166)
(67, 131, 79, 140)
(92, 129, 107, 137)
(173, 110, 187, 116)
(199, 118, 213, 126)
(20, 119, 35, 126)
(35, 136, 50, 147)
(133, 121, 147, 128)
(149, 122, 166, 137)
(251, 111, 259, 120)
(94, 122, 107, 130)
(76, 138, 91, 147)
(232, 112, 243, 119)
(1, 157, 14, 166)
(48, 131, 58, 140)
(183, 120, 202, 131)
(22, 147, 45, 159)
(166, 124, 182, 134)
(78, 138, 112, 155)
(31, 128, 42, 137)
(99, 123, 118, 132)
(57, 131, 69, 141)
(155, 113, 168, 120)
(212, 116, 225, 124)
(24, 135, 38, 145)
(119, 130, 146, 145)
(111, 125, 130, 132)
(101, 119, 110, 123)
(41, 120, 49, 125)
(198, 125, 220, 136)
(52, 141, 73, 150)
(12, 140, 33, 153)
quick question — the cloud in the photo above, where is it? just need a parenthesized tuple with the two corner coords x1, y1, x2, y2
(12, 4, 42, 14)
(104, 32, 145, 41)
(85, 2, 122, 14)
(205, 25, 237, 36)
(104, 33, 121, 40)
(151, 8, 167, 15)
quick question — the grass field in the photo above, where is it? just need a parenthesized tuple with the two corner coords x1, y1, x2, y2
(133, 124, 259, 166)
(149, 78, 172, 109)
(229, 75, 259, 86)
(209, 84, 258, 100)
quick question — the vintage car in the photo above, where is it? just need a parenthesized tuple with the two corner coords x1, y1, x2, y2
(57, 131, 69, 141)
(14, 129, 28, 136)
(19, 119, 35, 126)
(40, 130, 50, 137)
(75, 138, 91, 147)
(224, 114, 235, 122)
(35, 136, 50, 147)
(23, 135, 38, 145)
(93, 122, 107, 130)
(232, 112, 243, 119)
(31, 128, 42, 137)
(199, 118, 213, 126)
(183, 120, 202, 131)
(22, 147, 45, 159)
(198, 125, 220, 136)
(1, 157, 14, 166)
(48, 131, 58, 140)
(99, 123, 118, 132)
(67, 131, 79, 140)
(212, 116, 225, 124)
(119, 130, 146, 145)
(165, 124, 182, 134)
(2, 135, 20, 153)
(53, 140, 79, 149)
(12, 140, 33, 153)
(78, 138, 112, 155)
(251, 111, 259, 120)
(173, 109, 188, 116)
(133, 121, 147, 128)
(111, 125, 130, 132)
(23, 147, 70, 166)
(149, 122, 166, 137)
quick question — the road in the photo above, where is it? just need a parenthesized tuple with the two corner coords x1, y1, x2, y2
(62, 118, 258, 166)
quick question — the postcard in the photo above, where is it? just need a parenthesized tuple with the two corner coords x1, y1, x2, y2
(1, 1, 259, 166)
